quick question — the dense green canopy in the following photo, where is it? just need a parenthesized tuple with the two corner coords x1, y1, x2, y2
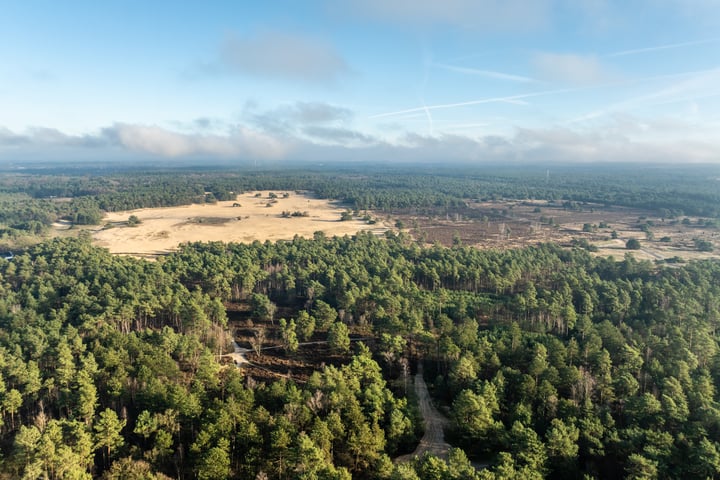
(0, 231, 719, 478)
(1, 164, 720, 478)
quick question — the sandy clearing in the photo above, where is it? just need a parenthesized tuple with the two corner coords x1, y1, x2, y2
(224, 340, 250, 365)
(92, 191, 388, 256)
(593, 237, 719, 262)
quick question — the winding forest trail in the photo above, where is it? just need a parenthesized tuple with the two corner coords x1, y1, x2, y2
(395, 363, 452, 463)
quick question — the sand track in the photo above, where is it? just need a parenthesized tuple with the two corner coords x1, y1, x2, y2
(395, 363, 452, 463)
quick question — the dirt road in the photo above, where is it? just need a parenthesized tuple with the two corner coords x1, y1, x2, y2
(395, 363, 452, 462)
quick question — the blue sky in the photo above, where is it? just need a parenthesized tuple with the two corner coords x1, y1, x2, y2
(1, 0, 720, 164)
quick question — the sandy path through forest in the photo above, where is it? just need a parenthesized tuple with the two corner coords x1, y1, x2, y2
(395, 363, 452, 463)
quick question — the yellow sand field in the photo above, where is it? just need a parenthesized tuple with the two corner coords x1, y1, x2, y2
(92, 191, 387, 256)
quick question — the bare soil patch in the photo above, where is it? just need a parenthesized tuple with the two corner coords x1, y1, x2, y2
(227, 314, 364, 384)
(89, 191, 388, 256)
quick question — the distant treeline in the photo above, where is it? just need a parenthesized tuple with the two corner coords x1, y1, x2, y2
(1, 164, 720, 242)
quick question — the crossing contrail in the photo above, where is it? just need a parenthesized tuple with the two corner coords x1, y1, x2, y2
(431, 62, 535, 83)
(606, 38, 720, 57)
(370, 68, 720, 120)
(569, 67, 720, 123)
(370, 87, 580, 119)
(419, 52, 435, 135)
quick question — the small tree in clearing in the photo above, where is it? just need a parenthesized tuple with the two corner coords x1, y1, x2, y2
(250, 327, 266, 357)
(626, 238, 641, 250)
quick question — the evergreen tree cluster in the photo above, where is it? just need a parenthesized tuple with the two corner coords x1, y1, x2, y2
(0, 232, 719, 478)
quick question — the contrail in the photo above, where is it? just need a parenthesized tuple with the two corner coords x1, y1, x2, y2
(569, 68, 720, 123)
(431, 62, 536, 83)
(649, 91, 720, 107)
(422, 104, 434, 135)
(607, 38, 720, 57)
(370, 87, 581, 119)
(419, 52, 435, 135)
(370, 67, 720, 120)
(501, 98, 530, 106)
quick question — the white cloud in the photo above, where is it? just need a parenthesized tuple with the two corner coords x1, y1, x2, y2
(251, 102, 352, 132)
(340, 0, 552, 30)
(3, 113, 720, 165)
(510, 119, 720, 163)
(369, 116, 720, 164)
(658, 0, 720, 26)
(0, 126, 107, 148)
(0, 127, 29, 146)
(289, 102, 354, 124)
(106, 123, 288, 159)
(302, 126, 376, 145)
(580, 113, 719, 144)
(533, 53, 615, 85)
(109, 124, 196, 157)
(219, 31, 349, 82)
(249, 101, 357, 140)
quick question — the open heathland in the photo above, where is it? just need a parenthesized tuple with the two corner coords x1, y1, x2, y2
(394, 199, 720, 262)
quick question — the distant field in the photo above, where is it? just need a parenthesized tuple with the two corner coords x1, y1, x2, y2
(49, 190, 718, 262)
(394, 200, 720, 262)
(90, 191, 387, 256)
